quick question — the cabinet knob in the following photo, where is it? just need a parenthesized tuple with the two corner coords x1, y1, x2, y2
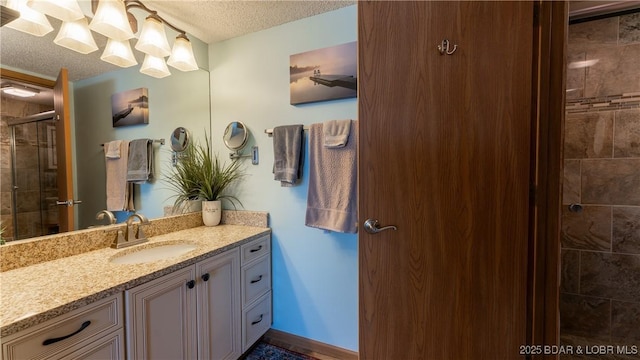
(201, 273, 210, 282)
(186, 280, 195, 289)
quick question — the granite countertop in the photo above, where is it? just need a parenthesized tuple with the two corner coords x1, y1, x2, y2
(0, 224, 271, 337)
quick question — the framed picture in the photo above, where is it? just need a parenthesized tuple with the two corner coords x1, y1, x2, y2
(290, 41, 357, 105)
(111, 88, 149, 127)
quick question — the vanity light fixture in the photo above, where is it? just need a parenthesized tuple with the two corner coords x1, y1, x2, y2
(54, 17, 99, 54)
(140, 54, 171, 79)
(89, 0, 135, 41)
(6, 0, 198, 78)
(101, 38, 138, 68)
(135, 15, 172, 57)
(26, 0, 84, 22)
(5, 0, 53, 36)
(1, 84, 40, 98)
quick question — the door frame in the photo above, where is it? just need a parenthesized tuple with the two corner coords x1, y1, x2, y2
(1, 68, 75, 234)
(528, 1, 567, 355)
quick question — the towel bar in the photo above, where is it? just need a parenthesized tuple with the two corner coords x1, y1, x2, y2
(100, 138, 165, 147)
(264, 127, 309, 136)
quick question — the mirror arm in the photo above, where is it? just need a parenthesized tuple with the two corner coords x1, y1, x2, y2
(229, 146, 259, 165)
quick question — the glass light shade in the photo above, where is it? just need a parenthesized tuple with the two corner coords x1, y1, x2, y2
(167, 35, 198, 71)
(2, 86, 39, 97)
(135, 16, 171, 57)
(89, 0, 134, 41)
(5, 0, 53, 36)
(27, 0, 83, 21)
(140, 55, 171, 78)
(54, 18, 98, 54)
(100, 38, 137, 68)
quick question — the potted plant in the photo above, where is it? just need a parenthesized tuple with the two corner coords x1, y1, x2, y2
(165, 133, 244, 226)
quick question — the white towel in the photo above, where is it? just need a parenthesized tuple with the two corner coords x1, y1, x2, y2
(105, 140, 122, 159)
(305, 120, 358, 233)
(105, 140, 134, 211)
(323, 119, 351, 148)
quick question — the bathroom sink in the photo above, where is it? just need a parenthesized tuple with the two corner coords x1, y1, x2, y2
(110, 243, 198, 264)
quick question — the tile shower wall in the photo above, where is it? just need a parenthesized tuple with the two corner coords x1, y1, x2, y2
(0, 97, 55, 241)
(561, 12, 640, 351)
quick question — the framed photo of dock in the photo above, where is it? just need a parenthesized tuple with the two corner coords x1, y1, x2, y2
(111, 88, 149, 127)
(290, 41, 357, 105)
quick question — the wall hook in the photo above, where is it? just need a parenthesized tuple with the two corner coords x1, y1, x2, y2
(437, 39, 457, 55)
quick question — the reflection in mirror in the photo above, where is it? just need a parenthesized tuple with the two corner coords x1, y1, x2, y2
(171, 127, 191, 166)
(171, 127, 191, 152)
(223, 121, 248, 151)
(0, 72, 56, 242)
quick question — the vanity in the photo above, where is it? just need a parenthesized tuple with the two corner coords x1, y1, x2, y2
(0, 212, 271, 360)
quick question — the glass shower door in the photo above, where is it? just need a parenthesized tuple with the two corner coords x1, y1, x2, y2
(9, 116, 59, 240)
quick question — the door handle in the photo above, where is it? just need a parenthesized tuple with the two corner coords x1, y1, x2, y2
(56, 199, 82, 207)
(363, 219, 397, 234)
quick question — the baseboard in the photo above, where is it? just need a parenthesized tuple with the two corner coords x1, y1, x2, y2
(263, 328, 358, 360)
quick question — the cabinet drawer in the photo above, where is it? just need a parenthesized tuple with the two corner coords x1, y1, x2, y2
(240, 235, 270, 265)
(2, 294, 123, 360)
(241, 255, 271, 306)
(242, 291, 271, 352)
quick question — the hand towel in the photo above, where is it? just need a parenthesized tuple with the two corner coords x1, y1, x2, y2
(105, 140, 122, 159)
(127, 139, 153, 184)
(323, 119, 351, 148)
(105, 140, 134, 211)
(273, 125, 304, 187)
(305, 120, 358, 233)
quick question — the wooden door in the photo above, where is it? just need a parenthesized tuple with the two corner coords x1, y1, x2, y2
(196, 249, 241, 360)
(358, 1, 544, 358)
(54, 68, 75, 232)
(125, 267, 198, 359)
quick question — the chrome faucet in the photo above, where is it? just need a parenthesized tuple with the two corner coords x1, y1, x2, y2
(111, 212, 150, 249)
(96, 210, 116, 225)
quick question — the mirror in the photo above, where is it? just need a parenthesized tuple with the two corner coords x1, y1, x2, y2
(223, 121, 249, 152)
(171, 127, 191, 152)
(1, 66, 211, 243)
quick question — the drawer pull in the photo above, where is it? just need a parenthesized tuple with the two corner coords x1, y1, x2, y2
(42, 321, 91, 346)
(250, 275, 263, 284)
(186, 280, 196, 289)
(249, 245, 262, 253)
(251, 314, 263, 325)
(201, 273, 210, 282)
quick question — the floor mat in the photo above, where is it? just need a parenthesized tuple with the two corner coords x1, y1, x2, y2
(244, 342, 317, 360)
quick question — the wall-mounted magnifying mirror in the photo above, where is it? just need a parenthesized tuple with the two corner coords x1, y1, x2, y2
(223, 121, 248, 151)
(224, 121, 258, 165)
(170, 127, 191, 165)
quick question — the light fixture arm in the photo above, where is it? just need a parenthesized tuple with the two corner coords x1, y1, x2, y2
(124, 0, 187, 36)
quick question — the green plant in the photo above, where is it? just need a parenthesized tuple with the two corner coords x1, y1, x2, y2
(164, 133, 244, 210)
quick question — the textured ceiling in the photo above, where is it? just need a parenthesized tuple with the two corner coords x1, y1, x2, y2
(0, 0, 355, 82)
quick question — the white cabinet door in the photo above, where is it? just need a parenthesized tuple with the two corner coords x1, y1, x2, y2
(125, 266, 198, 360)
(196, 248, 241, 360)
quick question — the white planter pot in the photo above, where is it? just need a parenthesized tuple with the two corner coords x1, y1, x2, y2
(202, 200, 222, 226)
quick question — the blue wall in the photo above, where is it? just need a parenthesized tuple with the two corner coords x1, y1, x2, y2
(209, 6, 358, 351)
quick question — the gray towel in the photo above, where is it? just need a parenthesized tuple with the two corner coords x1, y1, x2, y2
(323, 119, 351, 148)
(305, 120, 357, 233)
(127, 139, 153, 184)
(273, 125, 304, 187)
